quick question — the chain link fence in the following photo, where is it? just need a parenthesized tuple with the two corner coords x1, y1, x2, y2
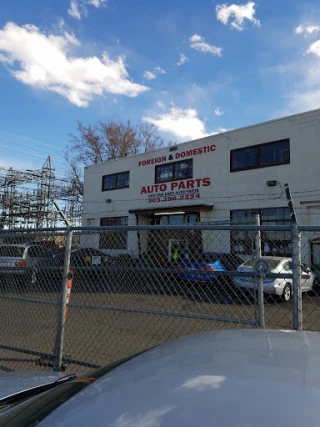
(0, 223, 319, 373)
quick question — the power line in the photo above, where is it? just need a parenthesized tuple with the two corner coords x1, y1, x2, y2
(0, 138, 66, 163)
(23, 127, 69, 145)
(0, 134, 66, 159)
(0, 129, 65, 151)
(0, 140, 67, 165)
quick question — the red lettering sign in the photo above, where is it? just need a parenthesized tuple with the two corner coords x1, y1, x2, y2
(138, 144, 216, 166)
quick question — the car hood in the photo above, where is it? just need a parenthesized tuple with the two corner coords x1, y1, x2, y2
(0, 371, 73, 400)
(39, 329, 320, 427)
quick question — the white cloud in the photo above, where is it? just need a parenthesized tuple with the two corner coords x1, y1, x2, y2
(295, 24, 320, 35)
(306, 40, 320, 57)
(143, 66, 166, 80)
(214, 107, 224, 116)
(176, 53, 188, 66)
(68, 0, 106, 20)
(273, 54, 320, 115)
(143, 106, 209, 140)
(189, 34, 222, 56)
(190, 34, 203, 43)
(154, 66, 166, 74)
(88, 0, 106, 7)
(216, 2, 260, 31)
(68, 0, 82, 20)
(0, 22, 148, 107)
(144, 71, 156, 80)
(285, 89, 320, 113)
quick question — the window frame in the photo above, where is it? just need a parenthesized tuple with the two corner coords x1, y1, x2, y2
(99, 216, 128, 250)
(102, 171, 130, 192)
(230, 139, 290, 172)
(230, 207, 291, 256)
(100, 217, 128, 227)
(155, 159, 193, 184)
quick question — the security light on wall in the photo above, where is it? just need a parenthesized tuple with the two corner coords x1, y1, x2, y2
(105, 199, 112, 203)
(267, 181, 277, 187)
(154, 211, 185, 215)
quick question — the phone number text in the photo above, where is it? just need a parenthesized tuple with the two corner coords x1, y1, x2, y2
(147, 193, 201, 203)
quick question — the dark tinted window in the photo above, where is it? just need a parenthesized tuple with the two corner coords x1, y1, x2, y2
(230, 139, 290, 172)
(231, 147, 259, 170)
(202, 253, 219, 263)
(220, 254, 243, 267)
(231, 208, 291, 256)
(99, 217, 128, 249)
(244, 258, 281, 269)
(155, 159, 193, 183)
(260, 140, 290, 166)
(0, 246, 24, 257)
(100, 217, 128, 226)
(102, 172, 129, 191)
(28, 246, 42, 257)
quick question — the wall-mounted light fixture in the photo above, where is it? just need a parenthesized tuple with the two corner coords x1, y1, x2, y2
(154, 211, 185, 215)
(105, 199, 112, 203)
(267, 181, 277, 187)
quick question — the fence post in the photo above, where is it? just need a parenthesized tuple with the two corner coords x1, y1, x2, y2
(254, 214, 265, 329)
(292, 223, 302, 331)
(53, 228, 73, 371)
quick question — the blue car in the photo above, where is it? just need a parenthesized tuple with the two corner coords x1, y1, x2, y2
(179, 252, 243, 284)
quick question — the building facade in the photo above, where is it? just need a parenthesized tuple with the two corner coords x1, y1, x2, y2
(82, 108, 320, 266)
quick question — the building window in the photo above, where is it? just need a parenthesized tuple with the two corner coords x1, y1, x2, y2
(155, 159, 193, 183)
(230, 208, 291, 256)
(99, 216, 128, 249)
(102, 171, 130, 191)
(230, 139, 290, 172)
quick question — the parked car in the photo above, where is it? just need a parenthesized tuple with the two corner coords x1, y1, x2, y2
(0, 244, 57, 285)
(233, 256, 315, 302)
(27, 240, 61, 254)
(179, 252, 244, 285)
(57, 248, 110, 279)
(0, 329, 320, 426)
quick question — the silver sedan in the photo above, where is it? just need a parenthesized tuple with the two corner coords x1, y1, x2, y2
(233, 256, 314, 302)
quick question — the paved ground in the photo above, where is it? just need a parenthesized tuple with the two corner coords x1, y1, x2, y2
(1, 275, 320, 374)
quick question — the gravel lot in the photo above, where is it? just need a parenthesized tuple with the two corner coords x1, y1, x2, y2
(1, 276, 320, 373)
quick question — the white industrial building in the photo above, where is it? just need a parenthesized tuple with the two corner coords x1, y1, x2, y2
(82, 108, 320, 266)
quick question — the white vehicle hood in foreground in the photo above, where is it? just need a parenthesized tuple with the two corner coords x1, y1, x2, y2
(38, 329, 320, 426)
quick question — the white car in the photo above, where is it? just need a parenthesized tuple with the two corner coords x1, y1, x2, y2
(0, 244, 57, 285)
(233, 256, 314, 302)
(0, 329, 320, 426)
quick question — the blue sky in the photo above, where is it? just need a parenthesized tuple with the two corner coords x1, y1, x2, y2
(0, 0, 320, 176)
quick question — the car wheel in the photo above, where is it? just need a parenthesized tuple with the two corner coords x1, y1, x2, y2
(282, 283, 292, 302)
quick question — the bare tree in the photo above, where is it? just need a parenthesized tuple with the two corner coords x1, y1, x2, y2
(66, 118, 164, 200)
(69, 122, 104, 165)
(99, 119, 137, 160)
(136, 122, 164, 153)
(64, 153, 84, 197)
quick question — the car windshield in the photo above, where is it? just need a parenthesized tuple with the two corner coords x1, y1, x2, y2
(0, 246, 24, 257)
(198, 253, 219, 263)
(243, 258, 281, 269)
